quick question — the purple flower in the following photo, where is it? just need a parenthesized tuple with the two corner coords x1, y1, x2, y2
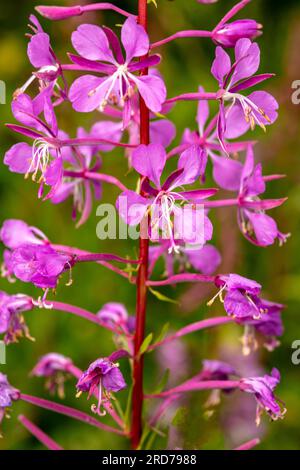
(0, 219, 48, 250)
(50, 121, 122, 226)
(212, 20, 262, 48)
(237, 300, 284, 355)
(69, 17, 166, 120)
(14, 15, 64, 99)
(9, 244, 72, 289)
(76, 351, 127, 416)
(211, 39, 278, 153)
(211, 273, 264, 319)
(0, 374, 20, 430)
(0, 291, 33, 344)
(5, 89, 62, 198)
(198, 360, 238, 381)
(237, 146, 288, 246)
(31, 353, 73, 398)
(149, 241, 221, 277)
(117, 144, 217, 253)
(240, 368, 285, 425)
(97, 303, 135, 334)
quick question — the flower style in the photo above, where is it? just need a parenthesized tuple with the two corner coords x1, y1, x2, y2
(0, 291, 33, 344)
(97, 303, 136, 334)
(5, 89, 62, 198)
(50, 121, 122, 226)
(14, 15, 65, 100)
(240, 368, 285, 425)
(69, 17, 166, 120)
(0, 374, 20, 430)
(76, 351, 127, 416)
(212, 38, 278, 153)
(117, 143, 217, 253)
(31, 353, 73, 398)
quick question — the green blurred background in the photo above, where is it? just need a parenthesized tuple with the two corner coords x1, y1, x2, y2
(0, 0, 300, 450)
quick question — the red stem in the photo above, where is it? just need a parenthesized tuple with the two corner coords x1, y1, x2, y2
(131, 0, 150, 450)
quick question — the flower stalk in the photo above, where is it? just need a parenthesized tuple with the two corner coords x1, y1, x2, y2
(131, 0, 150, 450)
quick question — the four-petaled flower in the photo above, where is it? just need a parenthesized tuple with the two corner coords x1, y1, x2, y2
(76, 350, 127, 416)
(212, 38, 278, 153)
(117, 143, 217, 253)
(69, 17, 166, 124)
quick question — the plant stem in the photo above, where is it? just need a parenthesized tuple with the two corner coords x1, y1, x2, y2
(234, 438, 260, 451)
(151, 30, 212, 49)
(20, 394, 124, 435)
(18, 414, 63, 450)
(131, 0, 150, 450)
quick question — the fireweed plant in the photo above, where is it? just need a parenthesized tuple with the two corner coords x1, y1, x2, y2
(0, 0, 288, 450)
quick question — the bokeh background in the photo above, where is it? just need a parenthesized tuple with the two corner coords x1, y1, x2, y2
(0, 0, 300, 450)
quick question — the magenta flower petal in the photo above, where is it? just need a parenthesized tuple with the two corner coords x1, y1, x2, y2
(211, 154, 243, 191)
(102, 367, 127, 392)
(69, 75, 113, 112)
(130, 74, 166, 113)
(247, 91, 279, 125)
(150, 120, 176, 148)
(4, 143, 33, 175)
(211, 46, 231, 86)
(0, 219, 45, 249)
(121, 17, 149, 62)
(116, 190, 149, 226)
(27, 32, 54, 68)
(71, 24, 114, 62)
(231, 39, 260, 85)
(131, 144, 166, 187)
(243, 211, 279, 247)
(185, 244, 222, 275)
(172, 145, 203, 188)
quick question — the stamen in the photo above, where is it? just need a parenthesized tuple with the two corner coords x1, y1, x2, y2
(207, 284, 227, 307)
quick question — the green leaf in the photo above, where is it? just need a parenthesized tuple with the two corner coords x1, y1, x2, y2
(149, 287, 180, 305)
(124, 385, 133, 429)
(152, 369, 170, 394)
(155, 322, 170, 344)
(172, 407, 188, 427)
(139, 333, 153, 355)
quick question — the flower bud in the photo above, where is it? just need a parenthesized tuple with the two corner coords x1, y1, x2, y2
(213, 20, 262, 48)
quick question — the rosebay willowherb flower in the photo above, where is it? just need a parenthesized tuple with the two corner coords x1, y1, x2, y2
(0, 0, 288, 451)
